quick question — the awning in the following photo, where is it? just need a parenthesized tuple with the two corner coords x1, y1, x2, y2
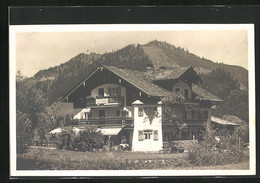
(211, 116, 240, 126)
(96, 128, 122, 136)
(50, 127, 84, 134)
(50, 128, 62, 134)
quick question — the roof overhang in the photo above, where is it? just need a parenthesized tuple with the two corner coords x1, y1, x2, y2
(211, 116, 241, 126)
(96, 127, 123, 136)
(60, 67, 100, 102)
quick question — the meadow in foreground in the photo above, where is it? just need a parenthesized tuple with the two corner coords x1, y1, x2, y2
(17, 147, 249, 170)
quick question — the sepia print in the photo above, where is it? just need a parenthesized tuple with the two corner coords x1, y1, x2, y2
(9, 24, 255, 176)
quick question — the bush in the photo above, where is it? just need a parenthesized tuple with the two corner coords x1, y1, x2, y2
(55, 127, 104, 151)
(56, 130, 72, 150)
(188, 121, 248, 166)
(71, 128, 104, 151)
(188, 144, 245, 166)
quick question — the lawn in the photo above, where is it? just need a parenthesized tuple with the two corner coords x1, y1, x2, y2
(17, 147, 249, 170)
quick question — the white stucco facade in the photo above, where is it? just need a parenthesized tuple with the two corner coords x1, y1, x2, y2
(91, 83, 126, 98)
(131, 101, 163, 152)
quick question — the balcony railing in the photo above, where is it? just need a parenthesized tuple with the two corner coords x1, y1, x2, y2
(163, 119, 206, 126)
(70, 117, 133, 128)
(86, 96, 124, 107)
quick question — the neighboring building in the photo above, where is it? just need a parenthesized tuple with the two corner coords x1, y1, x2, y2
(60, 64, 222, 152)
(211, 116, 241, 135)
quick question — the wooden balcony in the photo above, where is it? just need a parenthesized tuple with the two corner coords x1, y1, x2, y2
(70, 117, 133, 128)
(86, 96, 124, 107)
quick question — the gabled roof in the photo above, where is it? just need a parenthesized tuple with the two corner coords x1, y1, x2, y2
(103, 65, 172, 97)
(211, 116, 241, 126)
(60, 67, 100, 101)
(60, 64, 221, 103)
(151, 67, 190, 80)
(192, 84, 223, 102)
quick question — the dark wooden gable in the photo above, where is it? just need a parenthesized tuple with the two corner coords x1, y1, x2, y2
(152, 67, 202, 93)
(61, 66, 162, 108)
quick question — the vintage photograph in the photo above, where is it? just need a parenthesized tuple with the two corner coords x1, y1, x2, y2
(9, 24, 255, 176)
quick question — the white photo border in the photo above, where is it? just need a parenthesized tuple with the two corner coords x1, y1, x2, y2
(9, 24, 256, 177)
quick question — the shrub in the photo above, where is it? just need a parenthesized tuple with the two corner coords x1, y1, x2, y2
(55, 127, 104, 151)
(71, 128, 104, 151)
(188, 121, 248, 166)
(188, 144, 246, 166)
(56, 130, 72, 150)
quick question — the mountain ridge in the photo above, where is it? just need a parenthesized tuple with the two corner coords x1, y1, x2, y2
(25, 40, 248, 104)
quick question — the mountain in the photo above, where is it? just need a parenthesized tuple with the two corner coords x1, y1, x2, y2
(140, 41, 248, 88)
(24, 40, 248, 107)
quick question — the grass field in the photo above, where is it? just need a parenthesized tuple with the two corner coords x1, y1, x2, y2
(17, 147, 249, 170)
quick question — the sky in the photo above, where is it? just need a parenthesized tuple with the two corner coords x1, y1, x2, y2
(15, 29, 249, 77)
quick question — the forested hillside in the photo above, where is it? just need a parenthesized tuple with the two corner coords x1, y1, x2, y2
(199, 68, 248, 121)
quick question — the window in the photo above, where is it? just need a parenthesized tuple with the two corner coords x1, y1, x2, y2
(98, 88, 104, 97)
(99, 110, 105, 118)
(192, 110, 197, 120)
(198, 110, 203, 119)
(88, 111, 92, 118)
(144, 130, 153, 140)
(186, 111, 192, 120)
(108, 87, 121, 97)
(181, 131, 188, 140)
(184, 89, 189, 98)
(116, 110, 120, 116)
(121, 111, 126, 117)
(204, 110, 208, 119)
(175, 87, 180, 94)
(138, 107, 143, 117)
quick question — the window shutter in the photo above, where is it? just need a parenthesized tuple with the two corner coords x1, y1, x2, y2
(153, 107, 158, 117)
(108, 87, 111, 96)
(154, 130, 158, 140)
(138, 130, 144, 141)
(117, 87, 121, 96)
(138, 108, 143, 117)
(204, 110, 208, 119)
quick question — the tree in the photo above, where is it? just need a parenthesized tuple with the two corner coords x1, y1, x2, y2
(16, 110, 33, 153)
(200, 68, 248, 122)
(16, 71, 50, 153)
(162, 94, 186, 139)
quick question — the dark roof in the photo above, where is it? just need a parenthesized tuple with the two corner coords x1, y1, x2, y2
(211, 116, 241, 126)
(192, 84, 223, 102)
(150, 67, 190, 80)
(60, 64, 221, 102)
(60, 67, 100, 101)
(103, 65, 172, 97)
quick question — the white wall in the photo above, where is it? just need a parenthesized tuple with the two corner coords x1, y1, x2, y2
(91, 83, 126, 98)
(131, 104, 163, 152)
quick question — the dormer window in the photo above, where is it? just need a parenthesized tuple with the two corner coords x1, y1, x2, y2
(172, 82, 191, 99)
(184, 89, 189, 98)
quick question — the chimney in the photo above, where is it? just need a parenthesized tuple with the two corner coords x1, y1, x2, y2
(146, 64, 154, 74)
(118, 65, 125, 69)
(159, 66, 167, 70)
